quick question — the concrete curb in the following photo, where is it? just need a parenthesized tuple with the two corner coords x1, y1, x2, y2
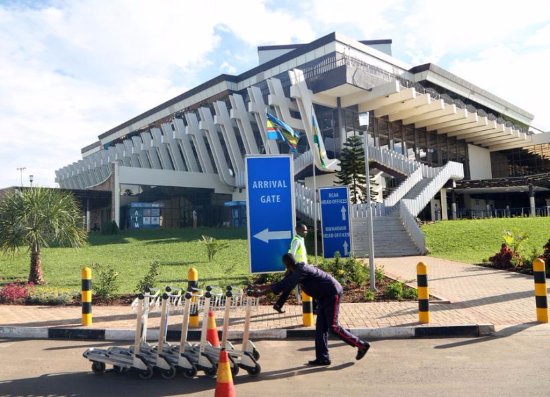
(0, 324, 495, 341)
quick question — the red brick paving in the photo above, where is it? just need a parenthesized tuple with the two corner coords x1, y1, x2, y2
(1, 256, 547, 330)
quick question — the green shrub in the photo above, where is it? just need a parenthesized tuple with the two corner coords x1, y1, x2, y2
(402, 286, 418, 300)
(101, 220, 119, 235)
(364, 289, 376, 302)
(385, 281, 403, 300)
(135, 261, 160, 292)
(502, 229, 528, 255)
(318, 254, 368, 288)
(199, 235, 229, 262)
(26, 287, 76, 305)
(375, 265, 385, 281)
(92, 263, 120, 300)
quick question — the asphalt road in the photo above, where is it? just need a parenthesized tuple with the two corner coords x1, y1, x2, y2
(1, 325, 549, 397)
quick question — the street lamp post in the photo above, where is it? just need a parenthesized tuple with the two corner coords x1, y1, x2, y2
(29, 175, 34, 187)
(16, 167, 26, 188)
(361, 112, 376, 292)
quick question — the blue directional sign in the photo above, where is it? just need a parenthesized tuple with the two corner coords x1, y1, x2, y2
(246, 155, 295, 273)
(319, 187, 352, 258)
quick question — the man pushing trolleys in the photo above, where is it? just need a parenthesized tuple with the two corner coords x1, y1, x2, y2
(253, 253, 370, 366)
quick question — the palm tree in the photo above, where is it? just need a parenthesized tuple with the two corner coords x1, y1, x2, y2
(0, 187, 87, 284)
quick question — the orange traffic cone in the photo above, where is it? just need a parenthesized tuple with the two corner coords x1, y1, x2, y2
(206, 310, 220, 347)
(215, 349, 236, 397)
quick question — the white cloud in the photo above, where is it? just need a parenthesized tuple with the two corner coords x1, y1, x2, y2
(1, 0, 548, 189)
(450, 45, 550, 130)
(0, 0, 316, 187)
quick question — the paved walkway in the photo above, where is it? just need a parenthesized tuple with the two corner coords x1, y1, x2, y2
(0, 256, 546, 330)
(377, 256, 546, 325)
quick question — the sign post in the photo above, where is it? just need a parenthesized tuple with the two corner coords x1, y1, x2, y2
(319, 186, 352, 258)
(246, 155, 295, 274)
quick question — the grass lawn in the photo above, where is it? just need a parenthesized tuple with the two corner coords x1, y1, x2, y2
(422, 217, 550, 264)
(0, 227, 250, 294)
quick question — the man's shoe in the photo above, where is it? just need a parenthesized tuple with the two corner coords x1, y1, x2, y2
(356, 343, 370, 361)
(272, 304, 285, 314)
(307, 358, 331, 366)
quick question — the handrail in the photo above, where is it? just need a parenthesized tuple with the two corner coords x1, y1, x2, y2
(399, 161, 464, 253)
(383, 166, 423, 208)
(351, 202, 387, 218)
(366, 145, 419, 176)
(294, 150, 314, 174)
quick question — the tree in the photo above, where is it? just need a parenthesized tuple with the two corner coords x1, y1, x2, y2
(0, 188, 87, 284)
(336, 135, 377, 204)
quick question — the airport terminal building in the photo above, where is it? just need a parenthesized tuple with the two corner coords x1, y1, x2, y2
(55, 33, 550, 256)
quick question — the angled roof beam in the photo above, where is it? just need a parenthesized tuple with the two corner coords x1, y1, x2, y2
(376, 93, 430, 118)
(415, 107, 466, 129)
(437, 116, 488, 135)
(448, 119, 498, 137)
(359, 87, 416, 112)
(341, 80, 400, 108)
(427, 111, 478, 132)
(389, 95, 442, 122)
(402, 100, 451, 125)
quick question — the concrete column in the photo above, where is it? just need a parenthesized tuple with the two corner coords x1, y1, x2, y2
(451, 190, 457, 220)
(86, 199, 90, 232)
(440, 188, 448, 221)
(529, 184, 536, 217)
(113, 162, 120, 227)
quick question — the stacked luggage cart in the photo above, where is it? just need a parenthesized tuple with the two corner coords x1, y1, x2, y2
(83, 285, 261, 379)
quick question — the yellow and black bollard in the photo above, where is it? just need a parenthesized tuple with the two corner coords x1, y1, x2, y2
(301, 291, 314, 326)
(188, 267, 200, 328)
(416, 262, 430, 324)
(81, 267, 92, 326)
(533, 258, 548, 323)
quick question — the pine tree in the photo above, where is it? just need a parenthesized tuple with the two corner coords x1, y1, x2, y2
(336, 135, 378, 204)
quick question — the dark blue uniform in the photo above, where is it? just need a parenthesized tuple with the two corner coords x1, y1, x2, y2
(270, 263, 366, 361)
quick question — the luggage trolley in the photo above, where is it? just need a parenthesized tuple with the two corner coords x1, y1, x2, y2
(220, 286, 261, 376)
(83, 289, 162, 379)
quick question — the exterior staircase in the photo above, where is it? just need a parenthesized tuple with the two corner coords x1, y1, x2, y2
(295, 145, 464, 258)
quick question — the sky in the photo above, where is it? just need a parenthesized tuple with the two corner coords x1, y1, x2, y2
(0, 0, 548, 187)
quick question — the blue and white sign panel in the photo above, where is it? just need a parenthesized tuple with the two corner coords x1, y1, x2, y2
(246, 155, 295, 274)
(320, 186, 352, 258)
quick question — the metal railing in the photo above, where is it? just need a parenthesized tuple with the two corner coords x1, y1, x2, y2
(294, 150, 314, 174)
(366, 145, 419, 176)
(351, 202, 387, 218)
(457, 206, 550, 219)
(384, 166, 423, 209)
(399, 161, 465, 253)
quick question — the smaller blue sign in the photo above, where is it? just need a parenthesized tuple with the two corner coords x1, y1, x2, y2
(319, 187, 352, 259)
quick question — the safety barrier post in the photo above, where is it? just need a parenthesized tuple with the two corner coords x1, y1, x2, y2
(416, 262, 430, 324)
(533, 258, 548, 323)
(188, 267, 200, 328)
(301, 291, 314, 326)
(81, 267, 92, 326)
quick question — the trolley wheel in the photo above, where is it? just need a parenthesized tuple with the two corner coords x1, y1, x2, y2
(91, 361, 106, 374)
(204, 365, 217, 377)
(113, 365, 126, 374)
(161, 366, 177, 380)
(230, 362, 239, 377)
(138, 367, 154, 380)
(182, 366, 198, 379)
(252, 348, 260, 361)
(246, 363, 261, 377)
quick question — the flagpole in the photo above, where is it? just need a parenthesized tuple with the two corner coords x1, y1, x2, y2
(313, 159, 318, 265)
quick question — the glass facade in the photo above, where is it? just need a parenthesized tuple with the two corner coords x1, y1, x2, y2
(490, 144, 550, 177)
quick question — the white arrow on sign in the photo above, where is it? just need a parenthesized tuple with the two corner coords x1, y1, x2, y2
(341, 206, 347, 221)
(254, 228, 292, 244)
(343, 240, 349, 256)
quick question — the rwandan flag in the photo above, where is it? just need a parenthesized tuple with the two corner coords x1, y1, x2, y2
(311, 106, 329, 169)
(266, 113, 300, 152)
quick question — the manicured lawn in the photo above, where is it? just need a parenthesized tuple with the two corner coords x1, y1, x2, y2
(0, 228, 250, 293)
(422, 217, 550, 264)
